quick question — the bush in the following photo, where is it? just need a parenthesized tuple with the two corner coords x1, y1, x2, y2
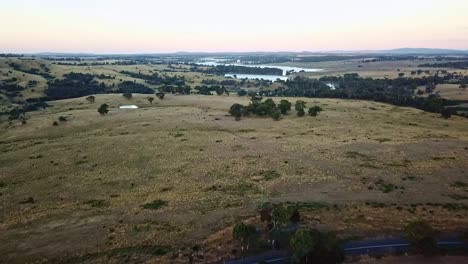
(278, 100, 292, 114)
(295, 100, 307, 117)
(404, 220, 438, 256)
(229, 103, 245, 121)
(122, 92, 132, 99)
(98, 104, 109, 115)
(290, 229, 344, 264)
(308, 106, 323, 117)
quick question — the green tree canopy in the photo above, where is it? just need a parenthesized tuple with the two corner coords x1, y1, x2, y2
(295, 100, 307, 117)
(405, 220, 438, 256)
(98, 104, 109, 115)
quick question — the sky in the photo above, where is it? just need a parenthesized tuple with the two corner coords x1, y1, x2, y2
(1, 0, 468, 53)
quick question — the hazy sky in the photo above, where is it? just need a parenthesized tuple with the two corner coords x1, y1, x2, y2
(1, 0, 468, 53)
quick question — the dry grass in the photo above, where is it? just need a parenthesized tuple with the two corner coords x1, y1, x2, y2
(0, 94, 467, 262)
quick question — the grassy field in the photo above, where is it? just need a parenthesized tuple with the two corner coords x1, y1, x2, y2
(1, 94, 467, 263)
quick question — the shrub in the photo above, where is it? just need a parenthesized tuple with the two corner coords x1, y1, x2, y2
(98, 104, 109, 115)
(122, 92, 132, 99)
(308, 106, 323, 117)
(278, 99, 292, 114)
(295, 100, 307, 117)
(404, 220, 438, 256)
(229, 103, 245, 121)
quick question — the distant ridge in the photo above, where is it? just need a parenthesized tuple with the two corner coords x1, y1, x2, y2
(382, 48, 468, 55)
(23, 48, 468, 56)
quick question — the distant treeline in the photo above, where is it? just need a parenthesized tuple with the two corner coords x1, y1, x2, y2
(8, 62, 54, 79)
(192, 65, 283, 76)
(0, 54, 24, 57)
(418, 61, 468, 69)
(250, 74, 468, 117)
(45, 72, 157, 100)
(119, 71, 186, 86)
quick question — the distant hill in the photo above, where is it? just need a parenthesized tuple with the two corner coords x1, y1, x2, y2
(382, 48, 468, 55)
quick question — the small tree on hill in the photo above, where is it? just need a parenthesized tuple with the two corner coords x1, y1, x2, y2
(308, 106, 323, 117)
(405, 220, 438, 256)
(156, 92, 165, 100)
(290, 229, 317, 264)
(270, 107, 281, 121)
(216, 87, 225, 95)
(237, 89, 248, 96)
(460, 81, 467, 89)
(98, 104, 109, 115)
(295, 100, 307, 117)
(278, 99, 292, 114)
(86, 95, 95, 103)
(229, 103, 245, 121)
(122, 93, 132, 100)
(147, 97, 155, 104)
(441, 108, 452, 119)
(232, 222, 256, 251)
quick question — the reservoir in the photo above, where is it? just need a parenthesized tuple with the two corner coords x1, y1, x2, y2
(197, 59, 322, 80)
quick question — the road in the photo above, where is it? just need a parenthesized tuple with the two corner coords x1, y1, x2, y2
(223, 237, 466, 264)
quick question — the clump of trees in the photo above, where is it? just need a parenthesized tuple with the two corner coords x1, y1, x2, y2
(118, 81, 153, 94)
(228, 97, 293, 121)
(196, 65, 283, 76)
(290, 229, 344, 264)
(46, 73, 106, 100)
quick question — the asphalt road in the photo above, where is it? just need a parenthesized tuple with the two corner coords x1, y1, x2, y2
(223, 237, 466, 264)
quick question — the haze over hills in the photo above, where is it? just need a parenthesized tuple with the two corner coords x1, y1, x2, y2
(17, 48, 466, 56)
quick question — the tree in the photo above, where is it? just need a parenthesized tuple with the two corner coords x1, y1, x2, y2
(156, 92, 165, 100)
(291, 229, 344, 264)
(147, 97, 155, 104)
(238, 89, 248, 96)
(232, 222, 256, 251)
(216, 87, 225, 95)
(398, 72, 405, 78)
(122, 92, 132, 99)
(98, 104, 109, 115)
(278, 100, 292, 114)
(460, 81, 467, 89)
(308, 106, 323, 117)
(441, 108, 452, 119)
(229, 103, 245, 121)
(270, 107, 281, 121)
(295, 100, 307, 117)
(290, 229, 317, 264)
(404, 220, 438, 256)
(86, 95, 95, 103)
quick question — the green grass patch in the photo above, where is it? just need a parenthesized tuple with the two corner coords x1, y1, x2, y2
(220, 182, 260, 196)
(446, 194, 468, 201)
(260, 170, 281, 181)
(142, 199, 168, 210)
(346, 151, 371, 160)
(452, 181, 468, 188)
(374, 180, 401, 193)
(238, 129, 256, 133)
(83, 199, 110, 208)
